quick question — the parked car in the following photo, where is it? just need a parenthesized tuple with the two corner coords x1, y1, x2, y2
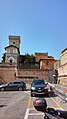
(0, 82, 3, 85)
(0, 80, 26, 91)
(31, 78, 48, 96)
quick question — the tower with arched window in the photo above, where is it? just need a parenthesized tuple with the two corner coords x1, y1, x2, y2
(4, 36, 20, 66)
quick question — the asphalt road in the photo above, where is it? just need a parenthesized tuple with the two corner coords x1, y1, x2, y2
(0, 90, 67, 119)
(0, 91, 29, 119)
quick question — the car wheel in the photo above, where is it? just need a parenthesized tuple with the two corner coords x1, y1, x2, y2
(18, 87, 23, 91)
(1, 88, 4, 91)
(31, 93, 33, 97)
(46, 93, 49, 97)
(24, 87, 26, 91)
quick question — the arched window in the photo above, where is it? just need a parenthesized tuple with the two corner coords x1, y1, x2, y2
(10, 59, 12, 65)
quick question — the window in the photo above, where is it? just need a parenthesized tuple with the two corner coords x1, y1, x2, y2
(13, 42, 15, 44)
(10, 49, 13, 53)
(8, 82, 13, 85)
(45, 61, 49, 65)
(13, 82, 21, 84)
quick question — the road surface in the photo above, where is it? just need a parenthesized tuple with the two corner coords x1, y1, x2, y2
(0, 90, 67, 119)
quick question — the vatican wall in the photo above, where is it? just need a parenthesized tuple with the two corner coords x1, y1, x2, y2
(17, 69, 49, 83)
(0, 66, 50, 84)
(0, 66, 17, 83)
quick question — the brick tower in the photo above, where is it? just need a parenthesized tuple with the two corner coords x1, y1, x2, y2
(4, 35, 20, 66)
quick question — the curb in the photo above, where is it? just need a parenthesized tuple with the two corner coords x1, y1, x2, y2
(48, 83, 67, 97)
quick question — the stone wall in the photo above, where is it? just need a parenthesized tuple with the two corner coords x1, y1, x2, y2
(0, 66, 17, 83)
(0, 66, 51, 84)
(58, 63, 67, 85)
(17, 69, 49, 83)
(58, 77, 67, 86)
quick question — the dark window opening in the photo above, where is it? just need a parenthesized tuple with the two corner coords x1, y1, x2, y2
(10, 59, 12, 65)
(13, 42, 15, 44)
(45, 61, 49, 65)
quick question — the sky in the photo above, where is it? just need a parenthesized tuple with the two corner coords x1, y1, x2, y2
(0, 0, 67, 61)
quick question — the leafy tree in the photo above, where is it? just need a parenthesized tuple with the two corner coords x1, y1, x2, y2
(19, 53, 36, 65)
(1, 53, 5, 62)
(30, 54, 35, 62)
(24, 53, 35, 64)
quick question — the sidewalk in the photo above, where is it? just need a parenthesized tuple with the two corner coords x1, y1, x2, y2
(54, 84, 67, 97)
(48, 83, 67, 97)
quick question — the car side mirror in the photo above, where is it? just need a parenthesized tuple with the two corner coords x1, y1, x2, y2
(7, 84, 10, 86)
(45, 82, 48, 85)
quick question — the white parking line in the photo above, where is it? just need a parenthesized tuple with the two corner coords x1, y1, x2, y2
(29, 113, 44, 115)
(24, 109, 29, 119)
(24, 96, 31, 119)
(24, 108, 44, 119)
(54, 108, 64, 111)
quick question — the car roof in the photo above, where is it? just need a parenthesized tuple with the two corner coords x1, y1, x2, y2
(32, 78, 45, 82)
(9, 80, 25, 83)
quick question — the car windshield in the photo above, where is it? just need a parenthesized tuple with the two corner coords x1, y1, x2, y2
(32, 80, 45, 85)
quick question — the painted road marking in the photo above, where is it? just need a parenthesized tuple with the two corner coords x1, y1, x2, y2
(29, 113, 44, 115)
(24, 109, 29, 119)
(51, 97, 62, 108)
(29, 107, 44, 115)
(24, 96, 63, 119)
(28, 96, 31, 108)
(54, 108, 64, 111)
(24, 96, 31, 119)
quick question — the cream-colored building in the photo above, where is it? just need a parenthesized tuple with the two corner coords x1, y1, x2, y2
(58, 48, 67, 85)
(34, 52, 48, 62)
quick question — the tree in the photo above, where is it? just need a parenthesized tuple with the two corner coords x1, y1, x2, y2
(24, 53, 35, 64)
(1, 53, 5, 62)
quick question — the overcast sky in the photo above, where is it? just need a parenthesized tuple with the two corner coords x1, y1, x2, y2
(0, 0, 67, 61)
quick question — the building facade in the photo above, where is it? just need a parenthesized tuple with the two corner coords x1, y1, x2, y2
(58, 48, 67, 85)
(4, 36, 20, 66)
(0, 35, 56, 83)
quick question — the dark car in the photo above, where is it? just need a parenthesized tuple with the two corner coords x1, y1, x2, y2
(31, 78, 48, 96)
(0, 80, 26, 91)
(33, 98, 47, 112)
(0, 82, 3, 85)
